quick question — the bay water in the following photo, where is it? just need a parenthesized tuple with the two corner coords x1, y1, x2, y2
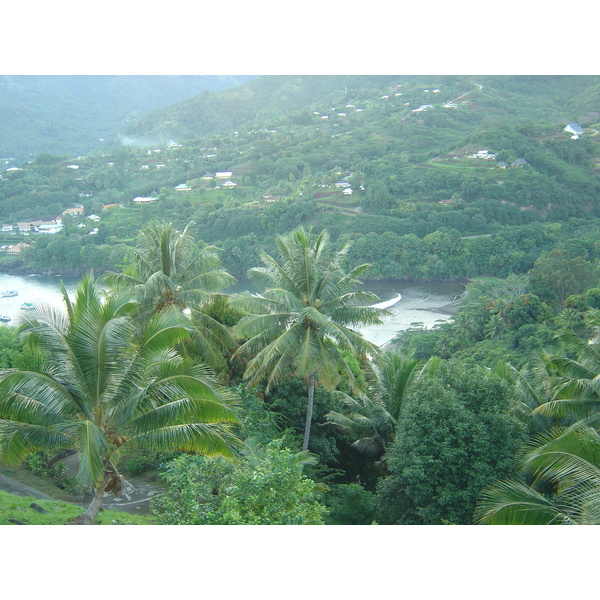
(0, 273, 464, 348)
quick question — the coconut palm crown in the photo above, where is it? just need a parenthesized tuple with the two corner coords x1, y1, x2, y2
(0, 274, 240, 524)
(231, 226, 388, 451)
(102, 221, 237, 368)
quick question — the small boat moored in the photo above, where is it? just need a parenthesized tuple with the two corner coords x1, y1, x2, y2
(0, 315, 11, 322)
(1, 290, 18, 297)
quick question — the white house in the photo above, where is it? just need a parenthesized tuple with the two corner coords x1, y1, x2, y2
(343, 188, 353, 195)
(469, 150, 496, 160)
(412, 105, 433, 113)
(37, 221, 63, 234)
(223, 181, 237, 188)
(133, 196, 159, 204)
(174, 183, 191, 192)
(215, 171, 232, 179)
(564, 123, 584, 137)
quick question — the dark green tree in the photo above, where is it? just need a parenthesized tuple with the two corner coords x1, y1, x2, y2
(376, 363, 526, 524)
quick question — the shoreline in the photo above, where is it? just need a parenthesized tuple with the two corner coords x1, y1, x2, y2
(360, 289, 464, 352)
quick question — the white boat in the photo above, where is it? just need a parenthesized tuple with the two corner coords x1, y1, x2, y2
(0, 315, 11, 322)
(1, 290, 18, 297)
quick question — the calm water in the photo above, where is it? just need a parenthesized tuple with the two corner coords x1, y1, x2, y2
(0, 274, 464, 348)
(226, 278, 465, 348)
(0, 273, 79, 325)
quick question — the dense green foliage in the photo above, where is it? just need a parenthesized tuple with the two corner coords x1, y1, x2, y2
(151, 439, 327, 525)
(3, 76, 600, 525)
(375, 364, 526, 524)
(0, 274, 240, 523)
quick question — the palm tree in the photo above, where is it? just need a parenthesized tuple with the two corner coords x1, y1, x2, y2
(475, 424, 600, 524)
(102, 221, 237, 368)
(325, 352, 441, 465)
(0, 274, 240, 524)
(231, 226, 387, 451)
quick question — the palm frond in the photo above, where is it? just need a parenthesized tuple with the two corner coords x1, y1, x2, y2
(475, 479, 577, 525)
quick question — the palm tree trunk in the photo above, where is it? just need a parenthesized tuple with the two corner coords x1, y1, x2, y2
(67, 482, 104, 525)
(302, 373, 316, 451)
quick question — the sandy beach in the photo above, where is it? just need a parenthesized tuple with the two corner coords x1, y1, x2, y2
(360, 291, 461, 351)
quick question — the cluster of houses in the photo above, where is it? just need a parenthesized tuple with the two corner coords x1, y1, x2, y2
(168, 171, 237, 196)
(467, 150, 528, 169)
(0, 205, 110, 252)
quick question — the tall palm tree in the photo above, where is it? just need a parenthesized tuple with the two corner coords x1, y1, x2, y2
(231, 226, 387, 451)
(0, 274, 240, 524)
(102, 221, 237, 368)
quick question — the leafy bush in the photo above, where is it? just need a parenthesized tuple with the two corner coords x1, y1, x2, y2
(151, 439, 327, 525)
(324, 483, 377, 525)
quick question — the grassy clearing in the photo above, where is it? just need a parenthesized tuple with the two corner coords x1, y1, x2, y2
(0, 490, 156, 525)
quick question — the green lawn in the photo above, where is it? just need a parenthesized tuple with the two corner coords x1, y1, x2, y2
(0, 490, 156, 525)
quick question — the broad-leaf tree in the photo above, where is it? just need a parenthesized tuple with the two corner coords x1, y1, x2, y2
(231, 226, 387, 451)
(0, 274, 240, 524)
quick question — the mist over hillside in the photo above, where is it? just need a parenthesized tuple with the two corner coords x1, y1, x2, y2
(0, 75, 256, 161)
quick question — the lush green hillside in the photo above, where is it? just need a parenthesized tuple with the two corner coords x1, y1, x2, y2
(0, 75, 255, 161)
(1, 74, 599, 282)
(124, 75, 400, 141)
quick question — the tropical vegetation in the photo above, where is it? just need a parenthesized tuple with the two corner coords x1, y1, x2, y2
(4, 75, 600, 525)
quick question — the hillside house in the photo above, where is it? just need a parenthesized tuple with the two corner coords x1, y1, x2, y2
(469, 150, 496, 160)
(511, 158, 527, 168)
(174, 183, 191, 191)
(564, 123, 584, 137)
(37, 219, 63, 234)
(223, 181, 237, 188)
(63, 207, 84, 216)
(412, 105, 433, 113)
(202, 173, 214, 180)
(215, 171, 232, 179)
(343, 188, 353, 195)
(133, 196, 159, 204)
(6, 243, 31, 255)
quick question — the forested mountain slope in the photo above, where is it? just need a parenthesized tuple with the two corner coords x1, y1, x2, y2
(0, 75, 255, 161)
(1, 74, 600, 283)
